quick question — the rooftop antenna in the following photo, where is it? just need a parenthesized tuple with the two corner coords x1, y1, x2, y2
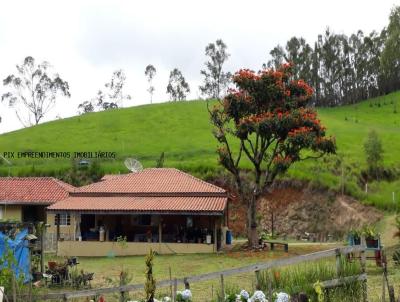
(0, 154, 12, 176)
(124, 158, 143, 173)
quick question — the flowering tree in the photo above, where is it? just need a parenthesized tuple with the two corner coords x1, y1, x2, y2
(209, 63, 336, 246)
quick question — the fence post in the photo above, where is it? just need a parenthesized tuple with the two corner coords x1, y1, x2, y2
(335, 248, 342, 277)
(220, 274, 225, 300)
(382, 272, 386, 302)
(173, 278, 177, 302)
(360, 236, 368, 302)
(255, 270, 260, 290)
(169, 267, 173, 300)
(183, 277, 190, 290)
(11, 274, 16, 302)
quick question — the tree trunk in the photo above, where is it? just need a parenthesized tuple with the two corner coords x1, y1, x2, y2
(248, 175, 261, 247)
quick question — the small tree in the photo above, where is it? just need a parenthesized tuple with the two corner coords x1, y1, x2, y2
(364, 130, 384, 177)
(199, 39, 232, 99)
(77, 100, 95, 114)
(2, 56, 70, 126)
(209, 63, 336, 246)
(97, 70, 131, 110)
(167, 68, 190, 101)
(144, 249, 156, 302)
(145, 65, 157, 103)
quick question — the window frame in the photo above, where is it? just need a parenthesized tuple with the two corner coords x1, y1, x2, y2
(55, 213, 71, 226)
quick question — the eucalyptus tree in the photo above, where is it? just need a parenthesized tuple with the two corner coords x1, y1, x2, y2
(166, 68, 190, 101)
(145, 64, 156, 103)
(2, 56, 70, 126)
(199, 39, 232, 99)
(97, 69, 131, 110)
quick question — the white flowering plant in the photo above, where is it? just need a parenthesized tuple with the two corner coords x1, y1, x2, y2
(237, 290, 250, 302)
(273, 292, 290, 302)
(176, 289, 192, 302)
(249, 290, 267, 302)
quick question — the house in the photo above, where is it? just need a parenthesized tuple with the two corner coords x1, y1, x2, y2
(47, 168, 229, 256)
(0, 177, 74, 231)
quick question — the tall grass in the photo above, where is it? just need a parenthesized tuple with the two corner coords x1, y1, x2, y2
(256, 257, 362, 301)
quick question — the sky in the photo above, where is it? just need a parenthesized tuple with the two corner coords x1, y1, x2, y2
(0, 0, 397, 133)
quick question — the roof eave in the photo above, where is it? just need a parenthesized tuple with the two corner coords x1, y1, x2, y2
(46, 209, 225, 216)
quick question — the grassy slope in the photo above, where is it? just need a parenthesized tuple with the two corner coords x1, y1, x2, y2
(1, 92, 400, 209)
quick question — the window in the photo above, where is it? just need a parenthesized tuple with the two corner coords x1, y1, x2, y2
(0, 206, 3, 220)
(55, 213, 71, 226)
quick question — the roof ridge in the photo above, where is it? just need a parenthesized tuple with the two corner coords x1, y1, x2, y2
(51, 178, 76, 192)
(171, 168, 226, 193)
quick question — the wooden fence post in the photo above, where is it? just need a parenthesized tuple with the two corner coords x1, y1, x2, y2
(382, 272, 386, 302)
(173, 278, 177, 302)
(255, 270, 260, 290)
(169, 267, 173, 301)
(11, 274, 16, 302)
(360, 236, 368, 302)
(183, 277, 190, 290)
(335, 248, 342, 277)
(220, 274, 225, 300)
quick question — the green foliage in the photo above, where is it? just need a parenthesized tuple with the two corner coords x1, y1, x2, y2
(393, 248, 400, 266)
(256, 258, 362, 301)
(145, 249, 156, 302)
(167, 68, 190, 101)
(364, 130, 384, 176)
(395, 215, 400, 241)
(200, 39, 232, 99)
(116, 235, 128, 249)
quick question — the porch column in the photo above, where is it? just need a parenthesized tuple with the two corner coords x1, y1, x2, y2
(213, 217, 218, 252)
(158, 216, 162, 243)
(56, 214, 60, 255)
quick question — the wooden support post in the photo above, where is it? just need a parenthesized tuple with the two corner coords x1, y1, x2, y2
(214, 218, 218, 252)
(382, 273, 386, 302)
(159, 217, 162, 244)
(40, 225, 45, 273)
(335, 248, 342, 277)
(389, 286, 395, 302)
(12, 273, 17, 302)
(169, 266, 173, 301)
(56, 214, 60, 256)
(360, 236, 368, 302)
(119, 274, 125, 302)
(173, 278, 177, 302)
(220, 274, 225, 299)
(184, 277, 190, 289)
(255, 270, 260, 290)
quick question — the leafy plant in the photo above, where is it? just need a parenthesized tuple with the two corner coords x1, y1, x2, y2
(393, 248, 400, 266)
(145, 249, 156, 302)
(361, 225, 378, 239)
(394, 215, 400, 241)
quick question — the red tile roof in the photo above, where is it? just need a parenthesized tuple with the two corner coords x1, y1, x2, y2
(47, 196, 227, 213)
(76, 168, 225, 195)
(0, 177, 74, 204)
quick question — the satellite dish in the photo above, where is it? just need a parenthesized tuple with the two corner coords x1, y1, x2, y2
(124, 158, 143, 173)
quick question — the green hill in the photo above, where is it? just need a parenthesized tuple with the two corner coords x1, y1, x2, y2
(1, 92, 400, 210)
